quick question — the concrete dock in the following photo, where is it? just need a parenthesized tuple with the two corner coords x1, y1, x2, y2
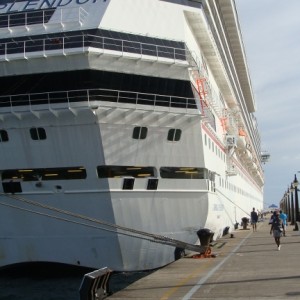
(108, 216, 300, 299)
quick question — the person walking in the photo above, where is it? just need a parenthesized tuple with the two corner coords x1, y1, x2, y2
(279, 210, 287, 236)
(269, 211, 276, 224)
(270, 210, 283, 250)
(251, 208, 258, 232)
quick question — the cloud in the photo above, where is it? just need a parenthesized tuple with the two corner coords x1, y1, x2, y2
(236, 0, 300, 206)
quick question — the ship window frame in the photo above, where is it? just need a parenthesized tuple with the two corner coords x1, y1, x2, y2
(160, 167, 209, 179)
(147, 178, 158, 190)
(0, 129, 9, 142)
(97, 165, 157, 178)
(2, 181, 22, 194)
(30, 127, 47, 140)
(167, 129, 182, 142)
(132, 126, 148, 140)
(1, 166, 87, 181)
(123, 178, 135, 190)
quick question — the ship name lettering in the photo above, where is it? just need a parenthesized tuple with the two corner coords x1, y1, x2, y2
(24, 0, 41, 11)
(0, 0, 98, 14)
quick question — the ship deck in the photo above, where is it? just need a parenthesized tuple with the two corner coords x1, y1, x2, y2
(107, 214, 300, 299)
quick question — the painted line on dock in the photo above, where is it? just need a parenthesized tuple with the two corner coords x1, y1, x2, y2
(159, 260, 215, 300)
(181, 231, 252, 300)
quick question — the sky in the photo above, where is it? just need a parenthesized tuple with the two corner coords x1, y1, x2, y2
(235, 1, 300, 208)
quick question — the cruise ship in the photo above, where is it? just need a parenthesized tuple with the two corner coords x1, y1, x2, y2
(0, 0, 265, 272)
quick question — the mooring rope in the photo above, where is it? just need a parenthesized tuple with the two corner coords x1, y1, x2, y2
(0, 193, 201, 251)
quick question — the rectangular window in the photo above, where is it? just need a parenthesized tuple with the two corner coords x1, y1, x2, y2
(160, 167, 209, 179)
(1, 167, 86, 181)
(2, 181, 22, 194)
(97, 165, 156, 178)
(147, 178, 158, 190)
(123, 178, 135, 190)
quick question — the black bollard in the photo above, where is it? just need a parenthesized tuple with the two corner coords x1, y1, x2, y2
(197, 228, 214, 247)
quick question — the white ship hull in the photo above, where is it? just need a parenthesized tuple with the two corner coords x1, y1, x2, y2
(0, 0, 264, 271)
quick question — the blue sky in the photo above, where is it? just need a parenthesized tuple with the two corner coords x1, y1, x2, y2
(235, 0, 300, 208)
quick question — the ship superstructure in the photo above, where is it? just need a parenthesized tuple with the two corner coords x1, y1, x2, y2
(0, 0, 264, 271)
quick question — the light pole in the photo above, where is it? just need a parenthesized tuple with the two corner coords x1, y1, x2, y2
(287, 187, 291, 223)
(293, 174, 299, 231)
(284, 191, 288, 214)
(290, 183, 295, 225)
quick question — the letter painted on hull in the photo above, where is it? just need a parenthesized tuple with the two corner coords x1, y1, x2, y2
(0, 0, 100, 14)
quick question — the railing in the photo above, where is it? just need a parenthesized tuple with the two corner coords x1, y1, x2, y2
(54, 7, 89, 26)
(0, 9, 54, 28)
(0, 7, 88, 29)
(0, 33, 188, 62)
(0, 88, 198, 111)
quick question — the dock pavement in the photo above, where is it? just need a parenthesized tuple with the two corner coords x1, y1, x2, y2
(107, 215, 300, 299)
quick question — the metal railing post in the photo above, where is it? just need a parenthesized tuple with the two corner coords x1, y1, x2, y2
(23, 40, 26, 58)
(43, 38, 46, 56)
(4, 43, 7, 61)
(47, 92, 51, 110)
(135, 92, 139, 106)
(87, 89, 90, 106)
(117, 91, 120, 104)
(62, 37, 65, 55)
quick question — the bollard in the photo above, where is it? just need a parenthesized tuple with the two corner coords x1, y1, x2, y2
(223, 226, 230, 236)
(197, 228, 214, 246)
(79, 267, 112, 300)
(241, 217, 249, 230)
(192, 228, 214, 258)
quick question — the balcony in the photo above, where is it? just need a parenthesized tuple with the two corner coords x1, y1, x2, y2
(0, 88, 199, 119)
(0, 33, 187, 59)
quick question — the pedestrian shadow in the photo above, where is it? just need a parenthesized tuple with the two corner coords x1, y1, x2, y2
(239, 242, 274, 247)
(286, 291, 300, 296)
(275, 240, 300, 245)
(233, 249, 276, 254)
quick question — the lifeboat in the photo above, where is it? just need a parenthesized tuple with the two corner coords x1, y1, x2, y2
(237, 135, 246, 148)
